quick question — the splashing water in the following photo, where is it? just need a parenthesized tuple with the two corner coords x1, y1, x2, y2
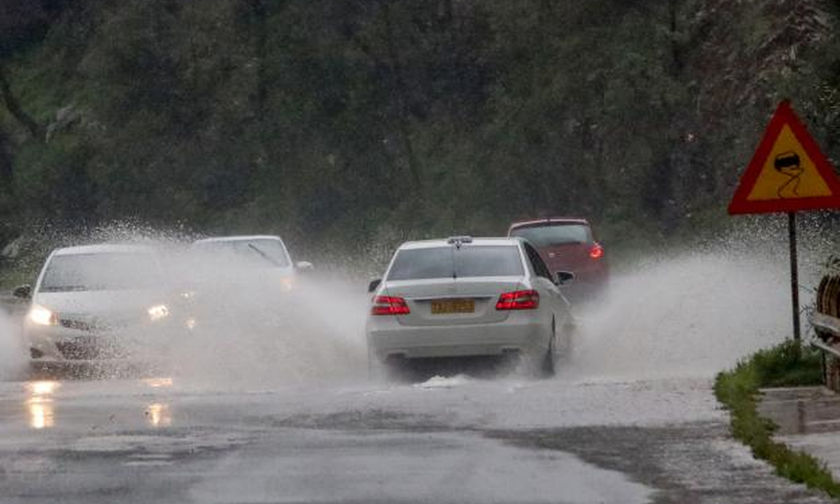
(162, 272, 370, 389)
(565, 247, 799, 381)
(3, 220, 833, 388)
(0, 309, 26, 380)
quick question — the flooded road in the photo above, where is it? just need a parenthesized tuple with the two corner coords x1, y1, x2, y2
(0, 374, 830, 503)
(0, 249, 834, 503)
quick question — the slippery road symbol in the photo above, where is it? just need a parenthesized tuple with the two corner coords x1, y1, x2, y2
(729, 101, 840, 214)
(773, 151, 803, 198)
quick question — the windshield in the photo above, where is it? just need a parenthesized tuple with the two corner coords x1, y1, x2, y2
(387, 245, 524, 280)
(510, 224, 592, 247)
(193, 239, 291, 268)
(40, 253, 163, 292)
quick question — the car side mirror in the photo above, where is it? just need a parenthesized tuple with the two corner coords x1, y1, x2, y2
(296, 261, 314, 271)
(13, 284, 32, 299)
(368, 279, 382, 293)
(554, 271, 575, 286)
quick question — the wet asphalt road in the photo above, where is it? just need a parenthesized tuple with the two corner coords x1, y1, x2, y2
(0, 372, 833, 504)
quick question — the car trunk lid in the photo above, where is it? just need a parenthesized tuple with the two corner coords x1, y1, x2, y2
(384, 277, 523, 327)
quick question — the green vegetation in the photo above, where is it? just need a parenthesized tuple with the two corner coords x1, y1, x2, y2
(1, 1, 840, 266)
(715, 340, 840, 498)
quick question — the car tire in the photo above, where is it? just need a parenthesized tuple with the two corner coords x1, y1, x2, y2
(539, 319, 556, 378)
(560, 316, 576, 359)
(369, 350, 411, 383)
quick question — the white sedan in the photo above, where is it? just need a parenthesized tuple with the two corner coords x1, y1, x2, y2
(14, 244, 179, 363)
(366, 236, 574, 378)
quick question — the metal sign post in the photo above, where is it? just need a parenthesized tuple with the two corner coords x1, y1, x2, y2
(788, 212, 800, 341)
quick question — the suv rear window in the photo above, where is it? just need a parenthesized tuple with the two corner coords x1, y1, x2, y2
(387, 246, 524, 280)
(510, 224, 592, 247)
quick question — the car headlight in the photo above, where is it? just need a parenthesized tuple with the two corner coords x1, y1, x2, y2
(28, 305, 58, 326)
(147, 304, 170, 322)
(281, 276, 294, 292)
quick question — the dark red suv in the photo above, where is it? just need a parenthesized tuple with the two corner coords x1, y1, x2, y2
(508, 218, 608, 300)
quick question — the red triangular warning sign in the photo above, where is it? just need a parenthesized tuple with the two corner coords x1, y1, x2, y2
(728, 101, 840, 214)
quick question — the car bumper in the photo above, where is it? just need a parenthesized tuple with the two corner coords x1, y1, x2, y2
(26, 323, 176, 361)
(367, 315, 551, 361)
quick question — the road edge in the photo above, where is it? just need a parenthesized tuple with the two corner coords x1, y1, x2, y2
(714, 340, 840, 499)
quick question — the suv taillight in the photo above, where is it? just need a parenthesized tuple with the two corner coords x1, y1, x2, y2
(371, 295, 410, 315)
(496, 290, 539, 310)
(589, 244, 604, 259)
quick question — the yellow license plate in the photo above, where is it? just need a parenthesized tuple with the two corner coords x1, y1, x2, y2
(431, 299, 475, 314)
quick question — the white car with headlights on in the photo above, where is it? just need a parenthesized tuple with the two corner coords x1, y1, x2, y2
(13, 244, 181, 365)
(366, 236, 574, 378)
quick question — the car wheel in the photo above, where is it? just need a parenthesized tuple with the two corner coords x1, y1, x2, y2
(540, 319, 556, 378)
(383, 355, 414, 382)
(369, 350, 411, 383)
(559, 316, 576, 359)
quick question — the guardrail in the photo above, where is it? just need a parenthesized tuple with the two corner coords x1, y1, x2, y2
(810, 313, 838, 390)
(812, 312, 840, 340)
(812, 337, 840, 360)
(810, 274, 840, 390)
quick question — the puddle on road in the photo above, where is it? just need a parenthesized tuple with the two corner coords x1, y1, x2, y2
(187, 429, 654, 504)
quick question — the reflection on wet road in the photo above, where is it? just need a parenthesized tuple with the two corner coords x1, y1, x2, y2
(22, 378, 176, 430)
(25, 380, 59, 430)
(145, 402, 171, 427)
(141, 377, 173, 389)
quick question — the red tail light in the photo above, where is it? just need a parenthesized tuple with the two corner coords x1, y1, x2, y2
(496, 290, 540, 310)
(589, 244, 604, 259)
(371, 295, 410, 315)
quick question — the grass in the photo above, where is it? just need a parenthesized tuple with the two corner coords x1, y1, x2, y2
(715, 340, 840, 498)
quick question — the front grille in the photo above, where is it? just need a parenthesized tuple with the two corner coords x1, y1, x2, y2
(60, 319, 93, 331)
(55, 337, 125, 360)
(58, 316, 135, 333)
(56, 339, 102, 359)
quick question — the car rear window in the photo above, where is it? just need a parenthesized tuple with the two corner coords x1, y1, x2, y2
(387, 246, 524, 280)
(510, 224, 592, 247)
(40, 253, 163, 292)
